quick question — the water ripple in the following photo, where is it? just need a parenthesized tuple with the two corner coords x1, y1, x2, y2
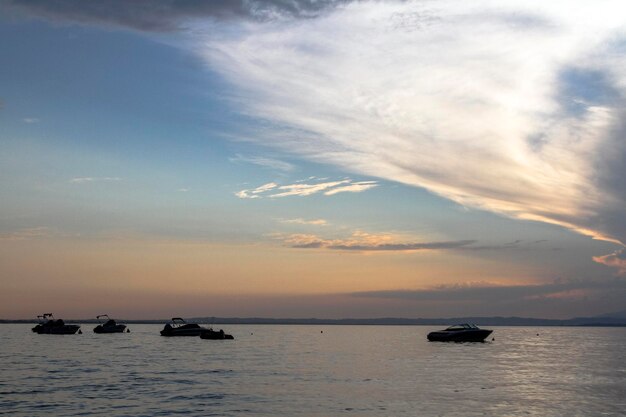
(2, 324, 625, 416)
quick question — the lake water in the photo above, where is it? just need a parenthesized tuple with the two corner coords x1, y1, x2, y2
(1, 324, 625, 416)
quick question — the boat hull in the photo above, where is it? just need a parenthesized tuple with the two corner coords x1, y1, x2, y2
(199, 329, 234, 340)
(427, 329, 492, 342)
(94, 324, 127, 333)
(160, 327, 206, 337)
(32, 324, 81, 335)
(161, 324, 209, 337)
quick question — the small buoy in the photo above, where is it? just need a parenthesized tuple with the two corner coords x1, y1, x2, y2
(321, 330, 323, 333)
(251, 332, 253, 335)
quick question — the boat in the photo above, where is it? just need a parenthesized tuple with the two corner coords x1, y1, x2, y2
(31, 313, 81, 335)
(199, 328, 234, 340)
(427, 323, 492, 342)
(93, 314, 128, 333)
(160, 317, 209, 336)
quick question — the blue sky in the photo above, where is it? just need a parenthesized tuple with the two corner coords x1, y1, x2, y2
(1, 0, 625, 319)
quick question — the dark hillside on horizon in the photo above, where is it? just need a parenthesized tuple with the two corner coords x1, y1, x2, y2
(4, 312, 626, 326)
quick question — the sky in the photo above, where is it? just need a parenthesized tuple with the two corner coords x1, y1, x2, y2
(1, 0, 625, 319)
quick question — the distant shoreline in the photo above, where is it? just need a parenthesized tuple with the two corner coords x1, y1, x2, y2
(3, 316, 626, 327)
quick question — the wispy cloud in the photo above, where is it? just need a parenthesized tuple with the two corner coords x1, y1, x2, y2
(270, 180, 349, 197)
(279, 230, 542, 252)
(281, 231, 476, 252)
(282, 218, 328, 226)
(593, 249, 626, 276)
(22, 117, 39, 124)
(5, 0, 347, 32)
(69, 177, 122, 184)
(195, 1, 626, 269)
(235, 178, 377, 199)
(350, 280, 626, 303)
(230, 154, 295, 172)
(329, 240, 476, 251)
(0, 227, 51, 240)
(323, 181, 378, 196)
(235, 182, 278, 199)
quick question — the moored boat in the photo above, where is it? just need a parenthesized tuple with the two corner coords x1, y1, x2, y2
(93, 314, 128, 333)
(427, 323, 492, 342)
(32, 313, 81, 335)
(199, 328, 234, 340)
(160, 317, 208, 336)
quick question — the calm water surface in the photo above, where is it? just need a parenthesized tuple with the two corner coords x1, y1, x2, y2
(1, 324, 625, 416)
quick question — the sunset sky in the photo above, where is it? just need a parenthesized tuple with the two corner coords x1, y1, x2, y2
(1, 0, 625, 319)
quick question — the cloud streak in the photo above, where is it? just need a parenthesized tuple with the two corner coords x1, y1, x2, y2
(4, 0, 347, 32)
(0, 227, 51, 240)
(194, 1, 626, 269)
(70, 177, 121, 183)
(282, 231, 477, 252)
(230, 154, 295, 172)
(236, 178, 377, 199)
(350, 279, 626, 305)
(593, 249, 626, 276)
(282, 218, 328, 226)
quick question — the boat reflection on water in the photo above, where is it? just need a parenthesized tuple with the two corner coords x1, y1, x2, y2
(427, 323, 492, 342)
(32, 313, 81, 335)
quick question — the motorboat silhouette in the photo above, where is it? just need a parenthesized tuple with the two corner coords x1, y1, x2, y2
(199, 328, 234, 340)
(160, 317, 208, 336)
(427, 323, 492, 342)
(31, 313, 81, 335)
(93, 314, 128, 333)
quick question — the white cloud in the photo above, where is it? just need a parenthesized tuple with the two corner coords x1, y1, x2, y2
(235, 190, 254, 199)
(324, 181, 378, 196)
(22, 117, 40, 124)
(253, 182, 278, 193)
(70, 177, 122, 183)
(280, 230, 476, 251)
(282, 218, 328, 226)
(236, 182, 279, 198)
(235, 178, 377, 199)
(270, 180, 349, 197)
(193, 0, 626, 270)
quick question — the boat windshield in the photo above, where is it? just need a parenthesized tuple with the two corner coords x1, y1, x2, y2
(445, 324, 479, 330)
(171, 318, 200, 328)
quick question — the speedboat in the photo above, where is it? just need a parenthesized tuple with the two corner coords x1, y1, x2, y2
(31, 313, 81, 335)
(160, 317, 209, 336)
(427, 323, 492, 342)
(93, 314, 128, 333)
(199, 328, 234, 340)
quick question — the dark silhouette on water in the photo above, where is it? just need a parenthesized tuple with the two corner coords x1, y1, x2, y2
(200, 328, 234, 340)
(31, 313, 81, 335)
(427, 323, 492, 342)
(160, 317, 234, 339)
(93, 314, 129, 333)
(160, 317, 207, 336)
